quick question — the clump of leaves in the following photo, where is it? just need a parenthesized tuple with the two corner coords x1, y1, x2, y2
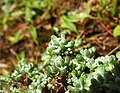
(60, 3, 94, 32)
(0, 33, 120, 93)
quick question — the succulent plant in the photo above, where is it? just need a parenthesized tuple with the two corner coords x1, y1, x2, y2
(0, 33, 120, 93)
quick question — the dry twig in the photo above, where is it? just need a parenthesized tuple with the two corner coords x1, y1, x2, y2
(107, 44, 120, 56)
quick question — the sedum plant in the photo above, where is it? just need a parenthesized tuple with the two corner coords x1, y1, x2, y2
(0, 33, 120, 93)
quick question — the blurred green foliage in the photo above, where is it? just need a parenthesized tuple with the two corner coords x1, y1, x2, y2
(0, 0, 120, 46)
(0, 0, 54, 45)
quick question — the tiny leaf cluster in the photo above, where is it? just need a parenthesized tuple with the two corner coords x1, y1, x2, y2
(0, 34, 120, 93)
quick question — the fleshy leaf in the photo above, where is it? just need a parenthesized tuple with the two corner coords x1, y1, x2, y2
(113, 25, 120, 37)
(116, 51, 120, 60)
(60, 16, 77, 32)
(29, 25, 37, 39)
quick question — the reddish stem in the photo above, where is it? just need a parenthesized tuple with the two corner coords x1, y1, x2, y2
(97, 20, 113, 36)
(24, 75, 28, 86)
